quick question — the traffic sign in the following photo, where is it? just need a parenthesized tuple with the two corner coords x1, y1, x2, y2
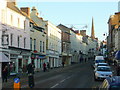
(14, 78, 20, 89)
(14, 78, 20, 83)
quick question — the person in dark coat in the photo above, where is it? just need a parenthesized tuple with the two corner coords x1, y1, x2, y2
(27, 63, 35, 74)
(43, 62, 46, 72)
(2, 65, 8, 82)
(47, 62, 50, 71)
(27, 63, 35, 88)
(62, 61, 65, 68)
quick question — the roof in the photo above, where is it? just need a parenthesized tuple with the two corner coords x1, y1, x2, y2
(7, 2, 23, 15)
(7, 2, 30, 19)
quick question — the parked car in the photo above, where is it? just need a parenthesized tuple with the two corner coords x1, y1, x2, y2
(95, 56, 104, 60)
(95, 63, 109, 69)
(99, 76, 120, 89)
(93, 56, 105, 68)
(93, 60, 105, 68)
(94, 66, 113, 81)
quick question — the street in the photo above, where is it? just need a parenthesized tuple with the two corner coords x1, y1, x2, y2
(2, 60, 104, 88)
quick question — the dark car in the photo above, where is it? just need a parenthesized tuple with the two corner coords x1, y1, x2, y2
(99, 76, 120, 89)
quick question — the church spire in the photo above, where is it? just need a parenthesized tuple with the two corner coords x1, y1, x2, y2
(91, 17, 95, 39)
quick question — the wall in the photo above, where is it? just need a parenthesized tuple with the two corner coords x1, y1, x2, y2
(47, 21, 61, 54)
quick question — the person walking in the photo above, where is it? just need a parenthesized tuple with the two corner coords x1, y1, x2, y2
(2, 65, 8, 83)
(27, 63, 35, 88)
(47, 62, 50, 71)
(43, 62, 46, 72)
(62, 61, 65, 68)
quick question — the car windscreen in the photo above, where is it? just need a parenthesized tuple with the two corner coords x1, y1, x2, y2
(98, 64, 108, 66)
(97, 67, 111, 71)
(95, 60, 105, 63)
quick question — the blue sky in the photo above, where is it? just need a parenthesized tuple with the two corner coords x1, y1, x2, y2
(17, 2, 118, 41)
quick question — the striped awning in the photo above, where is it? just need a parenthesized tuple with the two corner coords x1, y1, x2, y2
(0, 52, 10, 62)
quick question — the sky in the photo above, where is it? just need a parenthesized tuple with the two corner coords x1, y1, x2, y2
(17, 1, 118, 41)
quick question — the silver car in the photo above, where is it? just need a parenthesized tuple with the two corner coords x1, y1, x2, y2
(93, 60, 105, 69)
(94, 66, 113, 81)
(95, 63, 109, 69)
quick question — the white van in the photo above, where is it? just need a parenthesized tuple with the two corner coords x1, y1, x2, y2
(95, 56, 104, 60)
(93, 56, 105, 68)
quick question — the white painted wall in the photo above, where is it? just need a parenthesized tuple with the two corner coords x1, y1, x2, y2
(4, 7, 30, 49)
(115, 30, 120, 50)
(47, 21, 61, 54)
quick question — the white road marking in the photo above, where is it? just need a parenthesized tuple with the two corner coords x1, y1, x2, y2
(60, 79, 66, 83)
(51, 75, 72, 88)
(51, 83, 59, 88)
(67, 76, 71, 79)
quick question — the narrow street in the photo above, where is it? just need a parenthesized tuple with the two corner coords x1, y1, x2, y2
(3, 60, 103, 88)
(24, 61, 102, 88)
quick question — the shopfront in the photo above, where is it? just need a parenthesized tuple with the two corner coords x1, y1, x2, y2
(31, 52, 47, 71)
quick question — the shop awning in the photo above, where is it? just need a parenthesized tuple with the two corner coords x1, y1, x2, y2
(0, 52, 10, 62)
(38, 55, 46, 59)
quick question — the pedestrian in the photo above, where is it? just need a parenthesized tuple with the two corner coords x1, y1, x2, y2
(47, 62, 50, 71)
(79, 58, 81, 63)
(81, 56, 83, 63)
(2, 65, 8, 83)
(43, 62, 46, 72)
(27, 63, 35, 74)
(116, 64, 120, 76)
(27, 63, 35, 88)
(85, 58, 86, 62)
(62, 61, 65, 68)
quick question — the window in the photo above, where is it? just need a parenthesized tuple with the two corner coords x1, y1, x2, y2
(40, 41, 42, 52)
(1, 10, 5, 23)
(11, 15, 13, 25)
(24, 37, 26, 48)
(18, 36, 20, 47)
(30, 38, 32, 50)
(34, 39, 36, 50)
(18, 18, 20, 27)
(43, 42, 44, 52)
(10, 34, 13, 46)
(24, 20, 26, 30)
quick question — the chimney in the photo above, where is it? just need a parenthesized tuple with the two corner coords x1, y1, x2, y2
(74, 30, 79, 34)
(7, 0, 16, 6)
(80, 30, 86, 36)
(20, 7, 30, 17)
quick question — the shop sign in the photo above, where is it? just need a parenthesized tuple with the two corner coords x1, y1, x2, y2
(18, 55, 22, 58)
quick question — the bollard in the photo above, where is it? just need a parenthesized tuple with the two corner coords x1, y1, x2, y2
(13, 78, 20, 89)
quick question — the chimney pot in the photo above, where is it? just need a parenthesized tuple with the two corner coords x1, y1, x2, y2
(20, 7, 30, 17)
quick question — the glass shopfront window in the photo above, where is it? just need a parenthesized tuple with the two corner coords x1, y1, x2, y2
(9, 61, 16, 74)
